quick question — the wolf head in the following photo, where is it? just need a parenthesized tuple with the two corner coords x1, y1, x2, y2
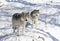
(31, 9, 39, 18)
(21, 12, 29, 21)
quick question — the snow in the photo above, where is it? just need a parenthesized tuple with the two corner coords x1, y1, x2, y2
(0, 0, 60, 41)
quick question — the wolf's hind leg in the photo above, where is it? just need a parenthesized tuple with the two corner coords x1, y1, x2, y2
(12, 26, 16, 34)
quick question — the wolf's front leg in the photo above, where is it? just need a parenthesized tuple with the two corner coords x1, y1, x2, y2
(32, 20, 34, 28)
(32, 20, 36, 29)
(22, 24, 25, 35)
(35, 21, 38, 29)
(35, 19, 39, 29)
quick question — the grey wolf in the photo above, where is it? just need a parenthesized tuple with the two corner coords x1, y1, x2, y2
(30, 9, 39, 29)
(12, 12, 29, 36)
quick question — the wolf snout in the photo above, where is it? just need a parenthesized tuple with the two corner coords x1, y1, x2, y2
(25, 19, 27, 21)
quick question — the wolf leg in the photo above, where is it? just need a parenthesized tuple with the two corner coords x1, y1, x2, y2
(12, 26, 16, 34)
(35, 21, 38, 29)
(32, 20, 36, 29)
(21, 24, 25, 35)
(15, 25, 20, 36)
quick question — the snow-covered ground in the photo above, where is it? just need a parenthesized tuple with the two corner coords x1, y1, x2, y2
(0, 0, 60, 41)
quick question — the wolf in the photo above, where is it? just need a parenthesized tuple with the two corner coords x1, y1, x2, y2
(12, 12, 29, 36)
(30, 9, 39, 29)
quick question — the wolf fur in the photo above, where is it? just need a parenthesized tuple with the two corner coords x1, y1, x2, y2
(12, 12, 29, 36)
(30, 9, 39, 29)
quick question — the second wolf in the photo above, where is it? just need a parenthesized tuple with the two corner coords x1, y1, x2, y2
(30, 9, 39, 29)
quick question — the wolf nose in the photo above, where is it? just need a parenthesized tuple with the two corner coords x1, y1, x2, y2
(26, 19, 27, 21)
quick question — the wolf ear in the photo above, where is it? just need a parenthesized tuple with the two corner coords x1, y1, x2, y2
(22, 12, 24, 14)
(21, 12, 24, 15)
